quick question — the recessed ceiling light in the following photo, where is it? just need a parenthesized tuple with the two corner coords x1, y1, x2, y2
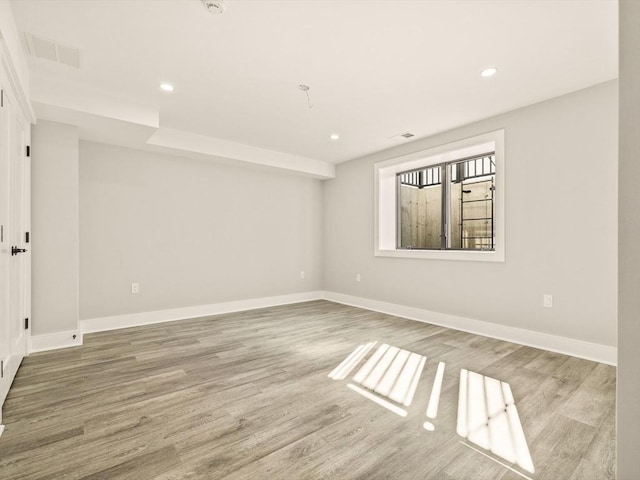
(160, 83, 174, 92)
(330, 133, 340, 141)
(481, 67, 497, 78)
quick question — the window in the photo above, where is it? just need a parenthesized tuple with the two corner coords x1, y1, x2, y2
(375, 130, 504, 262)
(397, 153, 496, 251)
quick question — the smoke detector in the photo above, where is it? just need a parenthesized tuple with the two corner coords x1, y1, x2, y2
(201, 0, 228, 14)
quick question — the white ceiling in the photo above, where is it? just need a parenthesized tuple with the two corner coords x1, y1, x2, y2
(9, 0, 618, 176)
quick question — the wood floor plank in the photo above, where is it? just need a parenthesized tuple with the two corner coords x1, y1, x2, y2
(77, 445, 181, 480)
(0, 300, 616, 479)
(558, 363, 616, 428)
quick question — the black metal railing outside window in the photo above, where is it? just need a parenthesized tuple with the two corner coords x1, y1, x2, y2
(397, 153, 495, 251)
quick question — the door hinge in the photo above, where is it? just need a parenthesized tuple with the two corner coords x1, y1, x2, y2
(1, 89, 3, 108)
(1, 360, 3, 378)
(26, 145, 31, 157)
(25, 318, 29, 330)
(25, 231, 30, 243)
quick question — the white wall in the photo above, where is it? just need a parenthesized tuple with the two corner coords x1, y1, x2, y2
(79, 141, 323, 320)
(617, 1, 640, 478)
(0, 1, 30, 104)
(324, 81, 618, 348)
(31, 120, 79, 335)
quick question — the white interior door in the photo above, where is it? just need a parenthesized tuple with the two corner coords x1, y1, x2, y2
(8, 98, 28, 357)
(0, 82, 30, 426)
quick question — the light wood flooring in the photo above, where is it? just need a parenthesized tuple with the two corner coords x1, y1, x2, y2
(0, 300, 616, 479)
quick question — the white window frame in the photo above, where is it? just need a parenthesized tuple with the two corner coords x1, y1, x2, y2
(374, 129, 505, 262)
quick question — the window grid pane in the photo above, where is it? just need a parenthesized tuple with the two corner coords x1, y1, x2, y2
(397, 153, 495, 251)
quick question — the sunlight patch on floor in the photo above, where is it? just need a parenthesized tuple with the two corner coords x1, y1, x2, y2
(457, 369, 534, 474)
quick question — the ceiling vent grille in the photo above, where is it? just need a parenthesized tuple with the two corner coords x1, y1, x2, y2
(390, 132, 416, 141)
(22, 32, 80, 69)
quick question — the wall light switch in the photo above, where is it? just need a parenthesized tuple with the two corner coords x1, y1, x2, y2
(131, 282, 140, 294)
(543, 294, 553, 308)
(300, 271, 305, 279)
(356, 273, 361, 282)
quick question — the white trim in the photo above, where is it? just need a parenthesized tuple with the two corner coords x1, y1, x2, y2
(373, 248, 502, 262)
(0, 42, 35, 124)
(29, 330, 83, 353)
(81, 291, 324, 334)
(0, 424, 5, 438)
(32, 290, 616, 366)
(374, 129, 505, 262)
(322, 291, 617, 366)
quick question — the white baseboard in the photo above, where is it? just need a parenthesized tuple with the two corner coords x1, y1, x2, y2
(322, 291, 617, 366)
(0, 425, 4, 438)
(32, 289, 617, 366)
(29, 330, 83, 353)
(81, 291, 325, 334)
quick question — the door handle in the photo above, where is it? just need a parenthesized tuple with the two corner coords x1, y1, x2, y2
(11, 246, 27, 256)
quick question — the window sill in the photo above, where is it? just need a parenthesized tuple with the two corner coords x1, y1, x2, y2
(374, 248, 505, 262)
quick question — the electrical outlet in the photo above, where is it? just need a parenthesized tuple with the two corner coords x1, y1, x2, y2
(300, 271, 305, 279)
(356, 273, 361, 282)
(543, 294, 553, 308)
(131, 282, 140, 294)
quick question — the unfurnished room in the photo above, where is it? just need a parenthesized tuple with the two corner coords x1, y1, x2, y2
(0, 1, 639, 479)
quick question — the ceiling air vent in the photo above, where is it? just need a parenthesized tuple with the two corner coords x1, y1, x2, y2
(22, 32, 80, 69)
(389, 132, 416, 142)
